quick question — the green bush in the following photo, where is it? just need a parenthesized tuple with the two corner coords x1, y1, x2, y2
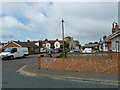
(59, 53, 64, 58)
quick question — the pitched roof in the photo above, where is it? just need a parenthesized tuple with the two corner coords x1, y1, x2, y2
(33, 40, 63, 43)
(100, 30, 120, 44)
(15, 41, 39, 47)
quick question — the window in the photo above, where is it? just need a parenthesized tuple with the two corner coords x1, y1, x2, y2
(4, 48, 13, 52)
(11, 48, 17, 53)
(30, 48, 34, 51)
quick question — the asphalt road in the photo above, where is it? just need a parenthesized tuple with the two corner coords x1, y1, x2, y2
(2, 54, 118, 88)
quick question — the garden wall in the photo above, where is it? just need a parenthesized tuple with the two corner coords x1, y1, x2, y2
(38, 52, 120, 74)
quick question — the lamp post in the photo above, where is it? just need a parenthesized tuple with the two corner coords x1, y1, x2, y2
(61, 19, 65, 58)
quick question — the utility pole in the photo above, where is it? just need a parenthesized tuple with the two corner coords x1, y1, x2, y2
(61, 19, 65, 58)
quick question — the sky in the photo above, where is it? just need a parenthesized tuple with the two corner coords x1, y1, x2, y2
(0, 1, 118, 45)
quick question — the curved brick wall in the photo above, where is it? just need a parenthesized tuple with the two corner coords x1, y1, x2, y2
(38, 52, 120, 74)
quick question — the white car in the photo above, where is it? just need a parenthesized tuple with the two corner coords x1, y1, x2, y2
(0, 47, 28, 60)
(82, 48, 92, 53)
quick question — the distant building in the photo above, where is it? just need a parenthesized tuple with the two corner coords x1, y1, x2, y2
(3, 41, 41, 54)
(83, 43, 99, 50)
(54, 40, 61, 49)
(34, 40, 62, 49)
(2, 36, 80, 54)
(64, 36, 79, 49)
(99, 22, 120, 52)
(0, 43, 2, 49)
(34, 37, 79, 50)
(0, 42, 7, 52)
(0, 43, 2, 52)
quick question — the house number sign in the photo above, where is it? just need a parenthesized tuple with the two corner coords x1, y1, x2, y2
(44, 59, 53, 62)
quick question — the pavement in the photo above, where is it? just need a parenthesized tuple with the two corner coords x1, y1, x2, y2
(17, 63, 119, 86)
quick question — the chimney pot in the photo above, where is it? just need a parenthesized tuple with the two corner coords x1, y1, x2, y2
(103, 35, 107, 40)
(112, 23, 114, 28)
(56, 39, 58, 41)
(115, 23, 119, 31)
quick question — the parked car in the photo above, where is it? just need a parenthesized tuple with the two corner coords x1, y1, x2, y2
(69, 49, 80, 53)
(82, 48, 92, 53)
(65, 49, 71, 52)
(74, 49, 81, 53)
(0, 47, 28, 60)
(44, 51, 60, 58)
(52, 52, 60, 58)
(53, 48, 62, 53)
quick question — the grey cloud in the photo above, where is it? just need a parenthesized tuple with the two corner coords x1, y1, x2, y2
(118, 1, 120, 25)
(1, 2, 118, 45)
(2, 32, 14, 39)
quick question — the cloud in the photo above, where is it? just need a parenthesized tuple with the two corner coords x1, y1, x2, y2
(2, 16, 30, 31)
(1, 2, 118, 45)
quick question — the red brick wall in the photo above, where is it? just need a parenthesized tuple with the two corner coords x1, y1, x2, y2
(38, 52, 120, 74)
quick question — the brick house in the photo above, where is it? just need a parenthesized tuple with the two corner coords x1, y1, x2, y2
(99, 22, 120, 52)
(0, 42, 2, 52)
(2, 36, 80, 54)
(3, 41, 41, 54)
(38, 37, 79, 50)
(34, 39, 63, 49)
(0, 43, 2, 49)
(64, 36, 80, 49)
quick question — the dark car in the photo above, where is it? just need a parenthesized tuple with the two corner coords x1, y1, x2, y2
(52, 52, 60, 58)
(65, 49, 71, 52)
(44, 51, 60, 58)
(53, 48, 62, 53)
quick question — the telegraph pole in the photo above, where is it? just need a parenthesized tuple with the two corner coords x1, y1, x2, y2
(61, 19, 65, 58)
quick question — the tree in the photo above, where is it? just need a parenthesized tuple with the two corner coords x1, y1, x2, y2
(50, 45, 55, 49)
(89, 42, 93, 44)
(60, 41, 69, 49)
(94, 42, 99, 44)
(88, 42, 98, 44)
(76, 43, 81, 49)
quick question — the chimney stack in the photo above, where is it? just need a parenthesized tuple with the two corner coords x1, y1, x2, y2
(27, 40, 30, 42)
(103, 35, 107, 40)
(115, 23, 119, 31)
(112, 23, 114, 28)
(56, 39, 58, 41)
(112, 22, 115, 33)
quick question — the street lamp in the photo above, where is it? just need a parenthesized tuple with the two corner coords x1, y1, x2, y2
(61, 19, 65, 58)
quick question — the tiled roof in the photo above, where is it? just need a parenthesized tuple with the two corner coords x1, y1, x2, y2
(33, 40, 63, 43)
(15, 41, 39, 47)
(100, 30, 120, 44)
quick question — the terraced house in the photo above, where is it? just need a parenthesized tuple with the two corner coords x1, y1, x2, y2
(2, 36, 80, 54)
(99, 22, 120, 52)
(34, 37, 79, 50)
(2, 40, 41, 54)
